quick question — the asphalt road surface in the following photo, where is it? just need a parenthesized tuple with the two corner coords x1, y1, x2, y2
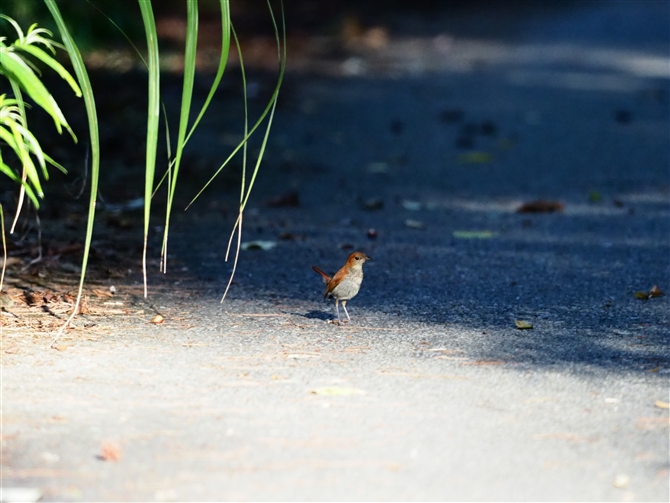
(2, 1, 669, 501)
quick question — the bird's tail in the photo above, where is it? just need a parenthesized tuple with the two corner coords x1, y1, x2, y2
(312, 266, 331, 283)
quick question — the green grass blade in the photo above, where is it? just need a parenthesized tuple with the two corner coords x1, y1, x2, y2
(160, 0, 198, 273)
(183, 0, 230, 146)
(138, 0, 160, 298)
(185, 0, 286, 210)
(44, 0, 100, 344)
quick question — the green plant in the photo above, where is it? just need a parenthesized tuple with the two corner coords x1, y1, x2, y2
(0, 15, 81, 230)
(12, 0, 284, 345)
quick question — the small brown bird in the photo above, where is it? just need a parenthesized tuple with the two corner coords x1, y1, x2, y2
(312, 251, 371, 323)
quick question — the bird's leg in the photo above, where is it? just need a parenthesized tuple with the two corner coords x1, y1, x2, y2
(335, 299, 342, 323)
(341, 301, 351, 322)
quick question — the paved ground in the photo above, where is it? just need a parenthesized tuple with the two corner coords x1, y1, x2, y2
(2, 1, 669, 501)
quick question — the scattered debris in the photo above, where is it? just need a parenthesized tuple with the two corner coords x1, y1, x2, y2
(458, 151, 492, 164)
(404, 219, 426, 229)
(517, 200, 564, 213)
(402, 200, 422, 211)
(98, 441, 122, 462)
(310, 386, 366, 396)
(267, 191, 300, 207)
(241, 240, 276, 251)
(589, 190, 602, 203)
(635, 285, 664, 300)
(278, 232, 305, 241)
(361, 198, 384, 211)
(453, 230, 497, 239)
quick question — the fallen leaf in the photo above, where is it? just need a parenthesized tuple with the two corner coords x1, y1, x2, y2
(453, 230, 498, 239)
(241, 240, 276, 251)
(655, 400, 670, 409)
(634, 291, 649, 300)
(649, 285, 664, 298)
(458, 151, 492, 164)
(99, 441, 122, 462)
(267, 191, 300, 207)
(517, 200, 564, 213)
(310, 386, 366, 396)
(367, 162, 389, 173)
(612, 474, 630, 489)
(404, 219, 426, 229)
(635, 417, 670, 430)
(589, 190, 602, 202)
(515, 320, 533, 329)
(278, 232, 305, 241)
(92, 289, 114, 298)
(361, 198, 384, 211)
(402, 200, 422, 211)
(151, 314, 164, 324)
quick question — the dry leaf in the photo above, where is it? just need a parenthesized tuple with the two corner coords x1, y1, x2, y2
(515, 320, 533, 329)
(361, 198, 384, 211)
(458, 152, 492, 164)
(241, 240, 276, 251)
(517, 200, 564, 213)
(404, 219, 426, 229)
(267, 191, 300, 207)
(649, 285, 664, 298)
(310, 386, 365, 396)
(634, 291, 649, 300)
(402, 200, 422, 211)
(92, 289, 114, 298)
(99, 441, 122, 462)
(655, 400, 670, 409)
(612, 474, 630, 489)
(453, 230, 498, 239)
(151, 314, 164, 325)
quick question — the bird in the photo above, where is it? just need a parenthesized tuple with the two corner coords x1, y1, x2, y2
(312, 251, 371, 323)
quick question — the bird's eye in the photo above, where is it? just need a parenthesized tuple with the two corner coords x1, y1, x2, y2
(355, 256, 360, 260)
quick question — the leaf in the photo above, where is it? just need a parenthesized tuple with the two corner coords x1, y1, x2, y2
(404, 219, 426, 229)
(649, 285, 665, 298)
(612, 474, 630, 489)
(241, 240, 276, 251)
(458, 151, 492, 164)
(453, 230, 497, 239)
(656, 400, 670, 409)
(589, 190, 602, 203)
(401, 200, 422, 211)
(151, 314, 164, 325)
(517, 200, 564, 213)
(515, 320, 533, 329)
(98, 441, 122, 462)
(267, 190, 299, 207)
(310, 386, 366, 396)
(634, 291, 649, 300)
